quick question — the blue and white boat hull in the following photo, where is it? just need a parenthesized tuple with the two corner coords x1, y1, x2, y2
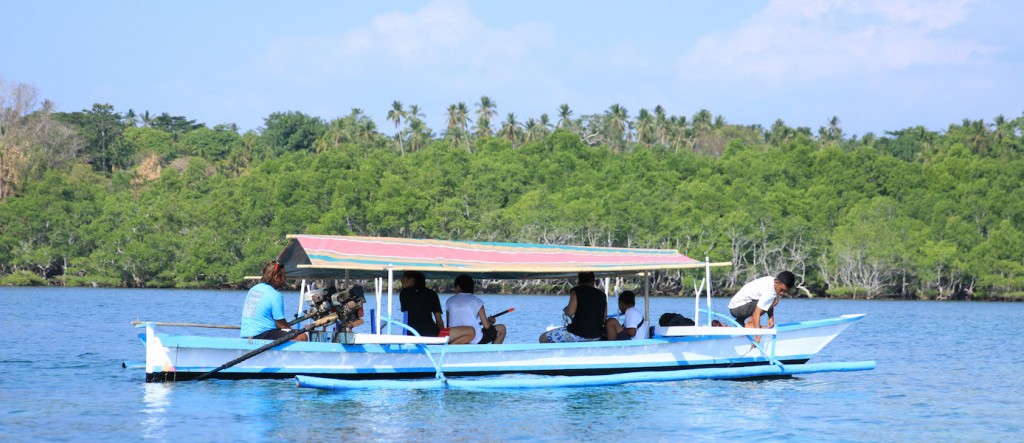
(144, 314, 865, 382)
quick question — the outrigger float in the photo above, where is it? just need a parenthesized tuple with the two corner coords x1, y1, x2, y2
(139, 235, 874, 389)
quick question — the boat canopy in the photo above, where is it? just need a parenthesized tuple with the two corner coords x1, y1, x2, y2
(276, 235, 730, 280)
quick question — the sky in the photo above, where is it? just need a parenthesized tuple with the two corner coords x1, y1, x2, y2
(2, 0, 1022, 137)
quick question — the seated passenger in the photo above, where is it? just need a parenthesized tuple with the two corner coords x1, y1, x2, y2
(445, 274, 506, 344)
(399, 270, 443, 336)
(539, 271, 607, 343)
(240, 260, 308, 341)
(604, 290, 648, 340)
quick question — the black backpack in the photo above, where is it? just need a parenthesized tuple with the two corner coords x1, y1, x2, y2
(659, 312, 695, 327)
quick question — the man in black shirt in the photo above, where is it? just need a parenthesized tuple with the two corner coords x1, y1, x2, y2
(539, 272, 607, 343)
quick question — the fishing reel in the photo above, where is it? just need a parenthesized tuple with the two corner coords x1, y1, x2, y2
(310, 285, 366, 325)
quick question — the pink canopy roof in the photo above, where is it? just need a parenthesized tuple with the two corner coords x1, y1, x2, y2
(277, 235, 728, 280)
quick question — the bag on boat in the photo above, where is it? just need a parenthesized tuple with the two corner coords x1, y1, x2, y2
(659, 313, 695, 327)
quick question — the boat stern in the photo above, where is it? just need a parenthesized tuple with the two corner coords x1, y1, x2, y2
(145, 323, 178, 382)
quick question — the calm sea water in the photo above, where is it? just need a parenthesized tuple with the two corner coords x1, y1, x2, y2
(1, 286, 1021, 442)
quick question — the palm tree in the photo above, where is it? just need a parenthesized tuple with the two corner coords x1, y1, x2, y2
(670, 115, 691, 153)
(446, 104, 460, 132)
(387, 101, 406, 155)
(963, 118, 991, 155)
(692, 109, 712, 133)
(407, 104, 425, 124)
(635, 108, 655, 145)
(406, 119, 431, 152)
(827, 115, 843, 141)
(456, 102, 472, 151)
(456, 102, 471, 131)
(654, 105, 668, 145)
(538, 114, 553, 136)
(358, 118, 377, 143)
(500, 113, 522, 147)
(473, 117, 492, 140)
(769, 119, 794, 146)
(524, 117, 540, 143)
(445, 103, 473, 152)
(475, 96, 497, 136)
(557, 104, 573, 129)
(40, 99, 56, 114)
(606, 104, 630, 150)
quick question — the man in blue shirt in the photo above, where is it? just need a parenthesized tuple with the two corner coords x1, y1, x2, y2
(240, 261, 307, 341)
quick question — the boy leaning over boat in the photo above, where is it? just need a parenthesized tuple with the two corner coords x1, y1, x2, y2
(240, 261, 308, 342)
(727, 271, 795, 342)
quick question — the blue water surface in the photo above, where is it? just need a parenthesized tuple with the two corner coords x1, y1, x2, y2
(0, 287, 1021, 441)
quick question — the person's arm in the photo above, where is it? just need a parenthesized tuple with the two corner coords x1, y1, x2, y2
(750, 306, 765, 344)
(432, 293, 444, 328)
(271, 291, 288, 330)
(767, 306, 775, 329)
(478, 306, 491, 329)
(563, 290, 578, 317)
(623, 310, 639, 337)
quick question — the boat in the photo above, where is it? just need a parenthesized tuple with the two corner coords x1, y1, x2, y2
(140, 235, 873, 386)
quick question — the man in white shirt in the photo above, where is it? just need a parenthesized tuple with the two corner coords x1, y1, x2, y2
(604, 290, 648, 340)
(445, 274, 506, 344)
(728, 271, 796, 336)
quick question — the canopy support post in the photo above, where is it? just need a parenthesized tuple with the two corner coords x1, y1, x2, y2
(705, 257, 713, 326)
(375, 277, 382, 334)
(693, 277, 705, 327)
(387, 265, 394, 335)
(643, 271, 650, 329)
(603, 277, 611, 308)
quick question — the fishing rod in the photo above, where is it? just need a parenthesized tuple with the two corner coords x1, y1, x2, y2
(480, 307, 515, 325)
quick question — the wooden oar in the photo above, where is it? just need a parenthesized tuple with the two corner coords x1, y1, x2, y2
(131, 321, 240, 330)
(194, 312, 339, 381)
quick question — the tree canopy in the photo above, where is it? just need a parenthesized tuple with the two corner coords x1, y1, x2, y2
(2, 81, 1024, 299)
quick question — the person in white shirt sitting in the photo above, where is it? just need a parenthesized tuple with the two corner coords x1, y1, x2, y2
(445, 274, 506, 345)
(604, 290, 648, 340)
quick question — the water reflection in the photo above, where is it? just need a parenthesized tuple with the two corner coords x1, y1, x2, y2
(141, 383, 171, 440)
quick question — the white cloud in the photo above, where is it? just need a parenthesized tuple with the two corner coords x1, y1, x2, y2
(259, 0, 552, 84)
(681, 0, 989, 85)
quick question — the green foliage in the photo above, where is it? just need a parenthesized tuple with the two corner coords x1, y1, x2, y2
(122, 126, 174, 158)
(3, 102, 1024, 299)
(0, 270, 48, 286)
(261, 111, 327, 155)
